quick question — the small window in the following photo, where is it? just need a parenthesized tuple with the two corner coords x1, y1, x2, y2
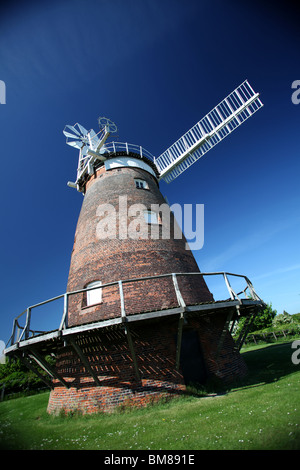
(144, 210, 158, 224)
(86, 281, 102, 306)
(135, 178, 148, 189)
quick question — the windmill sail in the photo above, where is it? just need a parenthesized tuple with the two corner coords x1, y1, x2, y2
(155, 80, 263, 183)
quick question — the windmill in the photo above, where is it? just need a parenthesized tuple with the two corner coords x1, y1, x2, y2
(5, 80, 265, 415)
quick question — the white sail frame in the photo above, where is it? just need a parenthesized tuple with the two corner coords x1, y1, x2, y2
(155, 80, 263, 183)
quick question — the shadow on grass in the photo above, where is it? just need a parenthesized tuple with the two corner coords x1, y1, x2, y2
(182, 341, 300, 397)
(205, 341, 300, 395)
(241, 341, 298, 381)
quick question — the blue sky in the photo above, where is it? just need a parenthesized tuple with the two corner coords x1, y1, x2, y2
(1, 0, 300, 345)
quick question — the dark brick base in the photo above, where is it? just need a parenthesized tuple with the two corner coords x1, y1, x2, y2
(47, 313, 247, 415)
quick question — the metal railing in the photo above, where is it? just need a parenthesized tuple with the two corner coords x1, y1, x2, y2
(76, 141, 157, 184)
(6, 272, 263, 349)
(100, 141, 156, 163)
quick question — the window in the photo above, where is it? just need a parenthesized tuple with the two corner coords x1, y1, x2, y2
(144, 210, 158, 224)
(135, 178, 148, 189)
(86, 281, 102, 306)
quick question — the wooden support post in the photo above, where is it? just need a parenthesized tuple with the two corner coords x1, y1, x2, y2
(11, 318, 17, 346)
(175, 309, 185, 371)
(229, 305, 241, 342)
(171, 274, 186, 370)
(18, 308, 31, 342)
(124, 324, 140, 382)
(118, 279, 140, 381)
(25, 308, 31, 339)
(18, 353, 53, 389)
(29, 347, 70, 389)
(59, 293, 68, 330)
(172, 274, 186, 308)
(229, 317, 236, 334)
(223, 274, 237, 300)
(235, 308, 258, 350)
(69, 338, 101, 386)
(119, 280, 126, 319)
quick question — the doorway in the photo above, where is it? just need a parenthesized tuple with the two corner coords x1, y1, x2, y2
(179, 329, 207, 386)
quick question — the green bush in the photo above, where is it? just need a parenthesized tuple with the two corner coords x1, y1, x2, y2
(0, 357, 50, 396)
(235, 302, 277, 337)
(273, 312, 294, 327)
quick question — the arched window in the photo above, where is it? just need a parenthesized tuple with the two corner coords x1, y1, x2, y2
(86, 281, 102, 306)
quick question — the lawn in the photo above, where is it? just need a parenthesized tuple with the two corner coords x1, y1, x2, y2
(0, 341, 299, 450)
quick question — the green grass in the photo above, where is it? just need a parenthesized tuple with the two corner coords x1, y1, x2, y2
(1, 341, 300, 450)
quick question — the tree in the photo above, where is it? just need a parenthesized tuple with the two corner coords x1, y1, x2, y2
(235, 302, 277, 336)
(0, 356, 53, 395)
(252, 302, 277, 331)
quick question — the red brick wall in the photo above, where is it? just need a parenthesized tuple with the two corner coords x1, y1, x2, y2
(191, 314, 248, 381)
(66, 159, 212, 327)
(47, 314, 247, 415)
(48, 318, 185, 414)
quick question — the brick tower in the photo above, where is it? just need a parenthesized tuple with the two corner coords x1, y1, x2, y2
(66, 155, 213, 328)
